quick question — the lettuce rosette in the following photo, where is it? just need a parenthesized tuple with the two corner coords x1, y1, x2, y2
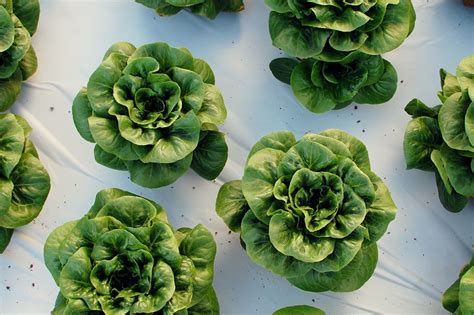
(270, 52, 397, 113)
(442, 252, 474, 314)
(0, 113, 50, 253)
(266, 0, 415, 114)
(216, 129, 397, 292)
(404, 55, 474, 212)
(72, 41, 228, 188)
(0, 0, 39, 111)
(44, 188, 219, 315)
(136, 0, 244, 19)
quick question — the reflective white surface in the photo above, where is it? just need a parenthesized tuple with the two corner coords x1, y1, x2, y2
(0, 0, 473, 314)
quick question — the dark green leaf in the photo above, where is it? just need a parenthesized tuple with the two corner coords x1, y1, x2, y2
(19, 45, 37, 80)
(0, 153, 50, 228)
(404, 98, 440, 118)
(179, 224, 217, 306)
(72, 88, 94, 143)
(0, 69, 22, 112)
(0, 113, 25, 178)
(435, 172, 468, 213)
(215, 180, 249, 232)
(0, 227, 13, 253)
(269, 58, 299, 85)
(191, 130, 228, 180)
(403, 117, 442, 171)
(269, 11, 331, 59)
(187, 286, 220, 315)
(94, 145, 127, 171)
(241, 211, 312, 278)
(288, 243, 378, 292)
(12, 0, 40, 35)
(125, 153, 193, 188)
(353, 60, 397, 104)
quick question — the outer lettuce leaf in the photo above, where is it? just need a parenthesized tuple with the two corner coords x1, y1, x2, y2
(353, 60, 397, 104)
(191, 129, 228, 180)
(0, 113, 24, 177)
(439, 144, 474, 198)
(435, 172, 468, 213)
(359, 0, 414, 55)
(0, 227, 13, 253)
(269, 11, 331, 59)
(269, 58, 299, 85)
(0, 154, 50, 228)
(403, 116, 442, 171)
(456, 55, 474, 101)
(459, 267, 474, 314)
(438, 92, 474, 153)
(363, 171, 397, 243)
(125, 154, 193, 188)
(187, 286, 219, 315)
(405, 98, 440, 118)
(247, 130, 296, 161)
(0, 6, 14, 52)
(18, 45, 37, 80)
(288, 243, 378, 292)
(178, 224, 217, 306)
(215, 180, 249, 232)
(44, 220, 80, 284)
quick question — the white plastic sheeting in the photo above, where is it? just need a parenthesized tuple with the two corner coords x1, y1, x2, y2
(0, 0, 473, 314)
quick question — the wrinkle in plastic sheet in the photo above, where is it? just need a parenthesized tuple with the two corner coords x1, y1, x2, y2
(0, 0, 473, 314)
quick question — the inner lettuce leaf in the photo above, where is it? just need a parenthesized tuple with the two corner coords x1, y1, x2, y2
(0, 0, 39, 111)
(216, 129, 397, 292)
(0, 113, 50, 253)
(44, 188, 219, 314)
(136, 0, 244, 19)
(72, 42, 228, 188)
(403, 55, 473, 213)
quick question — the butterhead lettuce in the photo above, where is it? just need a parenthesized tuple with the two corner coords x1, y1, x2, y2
(44, 188, 219, 315)
(216, 129, 397, 292)
(72, 42, 228, 188)
(0, 0, 40, 111)
(267, 0, 415, 113)
(0, 113, 50, 253)
(403, 55, 474, 212)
